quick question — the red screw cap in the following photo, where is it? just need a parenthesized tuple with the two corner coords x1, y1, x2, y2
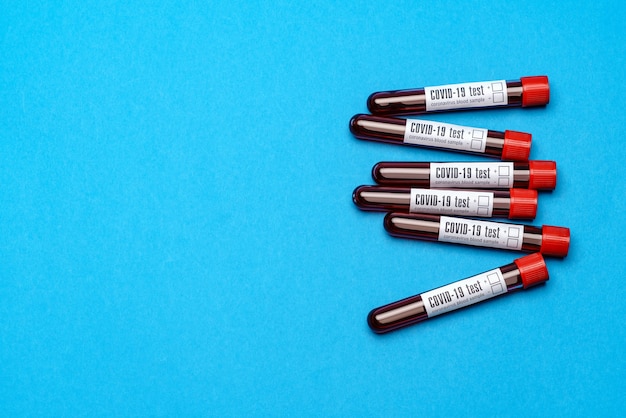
(508, 188, 538, 219)
(521, 76, 550, 107)
(502, 130, 532, 161)
(540, 225, 570, 257)
(528, 160, 557, 190)
(514, 253, 549, 289)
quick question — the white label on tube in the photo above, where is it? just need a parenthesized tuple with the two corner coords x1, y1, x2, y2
(438, 216, 524, 251)
(409, 189, 494, 217)
(429, 162, 515, 188)
(404, 119, 488, 153)
(424, 80, 508, 111)
(421, 268, 508, 317)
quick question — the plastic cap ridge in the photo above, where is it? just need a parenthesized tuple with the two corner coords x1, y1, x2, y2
(502, 130, 531, 161)
(540, 225, 570, 257)
(521, 76, 550, 107)
(508, 189, 538, 219)
(528, 160, 557, 190)
(514, 253, 549, 288)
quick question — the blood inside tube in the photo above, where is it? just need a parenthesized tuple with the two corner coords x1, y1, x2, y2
(384, 212, 553, 254)
(368, 263, 523, 333)
(350, 114, 517, 159)
(371, 161, 557, 191)
(353, 186, 536, 219)
(367, 80, 526, 116)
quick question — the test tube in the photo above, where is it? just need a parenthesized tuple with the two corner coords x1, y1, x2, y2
(367, 75, 549, 116)
(384, 212, 570, 257)
(350, 114, 531, 161)
(372, 161, 557, 190)
(368, 253, 548, 333)
(353, 186, 537, 219)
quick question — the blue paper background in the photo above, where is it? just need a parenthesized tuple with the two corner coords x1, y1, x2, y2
(2, 1, 625, 416)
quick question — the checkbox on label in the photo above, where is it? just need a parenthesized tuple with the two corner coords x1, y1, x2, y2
(508, 227, 520, 238)
(507, 238, 519, 248)
(471, 140, 483, 150)
(499, 165, 510, 176)
(472, 130, 484, 139)
(493, 92, 505, 103)
(478, 196, 490, 206)
(488, 273, 501, 285)
(491, 283, 504, 294)
(492, 82, 504, 92)
(498, 177, 511, 186)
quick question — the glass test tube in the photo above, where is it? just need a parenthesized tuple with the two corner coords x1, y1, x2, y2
(384, 212, 570, 257)
(350, 114, 531, 161)
(368, 253, 549, 334)
(372, 161, 557, 190)
(353, 186, 537, 219)
(367, 76, 549, 116)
